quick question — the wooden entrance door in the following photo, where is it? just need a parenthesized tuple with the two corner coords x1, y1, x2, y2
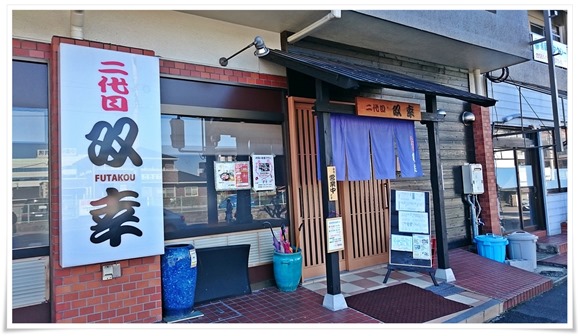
(287, 97, 390, 279)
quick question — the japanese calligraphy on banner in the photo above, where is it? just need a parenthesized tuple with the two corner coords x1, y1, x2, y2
(355, 97, 421, 121)
(251, 154, 276, 191)
(327, 166, 338, 201)
(59, 43, 163, 267)
(215, 161, 251, 191)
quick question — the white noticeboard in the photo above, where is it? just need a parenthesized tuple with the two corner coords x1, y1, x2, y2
(326, 217, 344, 253)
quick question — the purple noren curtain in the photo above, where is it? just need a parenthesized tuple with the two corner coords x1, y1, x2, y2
(325, 115, 422, 181)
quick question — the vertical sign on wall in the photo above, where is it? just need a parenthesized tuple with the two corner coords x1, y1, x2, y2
(327, 166, 338, 201)
(59, 43, 164, 267)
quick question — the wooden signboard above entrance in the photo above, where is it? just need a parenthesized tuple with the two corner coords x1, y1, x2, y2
(355, 97, 421, 121)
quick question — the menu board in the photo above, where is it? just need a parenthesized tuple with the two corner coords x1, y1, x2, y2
(389, 189, 432, 268)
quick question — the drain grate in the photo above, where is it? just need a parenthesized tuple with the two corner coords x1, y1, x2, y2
(539, 270, 565, 277)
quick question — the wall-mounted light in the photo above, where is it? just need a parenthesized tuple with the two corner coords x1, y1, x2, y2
(219, 36, 269, 67)
(461, 111, 476, 125)
(436, 109, 447, 118)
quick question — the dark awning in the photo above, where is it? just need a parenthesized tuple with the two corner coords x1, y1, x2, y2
(262, 49, 497, 107)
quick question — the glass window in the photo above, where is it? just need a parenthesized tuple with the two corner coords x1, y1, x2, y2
(12, 61, 50, 256)
(160, 114, 288, 239)
(542, 129, 567, 190)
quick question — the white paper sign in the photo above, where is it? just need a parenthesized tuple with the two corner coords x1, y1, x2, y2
(395, 190, 425, 212)
(391, 234, 413, 252)
(398, 211, 429, 233)
(252, 154, 276, 191)
(412, 234, 431, 260)
(189, 248, 197, 268)
(326, 217, 344, 252)
(59, 43, 164, 267)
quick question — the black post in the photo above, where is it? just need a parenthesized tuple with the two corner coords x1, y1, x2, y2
(543, 10, 563, 153)
(425, 94, 450, 269)
(314, 79, 341, 295)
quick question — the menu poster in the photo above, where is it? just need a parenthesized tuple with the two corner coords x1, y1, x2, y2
(412, 234, 431, 260)
(326, 217, 345, 253)
(251, 154, 276, 191)
(398, 211, 429, 234)
(391, 234, 413, 252)
(215, 161, 251, 191)
(395, 190, 425, 212)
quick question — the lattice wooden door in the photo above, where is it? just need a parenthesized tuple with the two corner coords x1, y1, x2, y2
(287, 97, 390, 279)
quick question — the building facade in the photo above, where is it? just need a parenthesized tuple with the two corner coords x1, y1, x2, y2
(11, 9, 564, 323)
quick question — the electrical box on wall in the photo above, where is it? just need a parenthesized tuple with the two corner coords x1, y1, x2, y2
(462, 163, 484, 194)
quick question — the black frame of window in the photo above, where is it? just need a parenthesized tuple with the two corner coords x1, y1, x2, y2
(12, 59, 51, 260)
(160, 76, 290, 239)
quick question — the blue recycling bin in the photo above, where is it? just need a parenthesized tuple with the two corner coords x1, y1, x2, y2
(161, 243, 197, 317)
(273, 248, 302, 292)
(474, 234, 509, 263)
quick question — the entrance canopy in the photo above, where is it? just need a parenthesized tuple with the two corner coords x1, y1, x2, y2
(262, 49, 497, 107)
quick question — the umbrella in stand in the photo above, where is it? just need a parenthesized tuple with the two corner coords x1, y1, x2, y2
(265, 221, 281, 252)
(280, 224, 292, 253)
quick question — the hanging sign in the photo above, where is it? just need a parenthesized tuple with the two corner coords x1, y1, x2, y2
(251, 154, 276, 191)
(59, 43, 164, 267)
(326, 217, 344, 252)
(531, 33, 568, 69)
(215, 161, 251, 191)
(355, 97, 421, 121)
(327, 166, 338, 201)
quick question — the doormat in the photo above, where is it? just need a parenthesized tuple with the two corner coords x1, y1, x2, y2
(345, 283, 471, 323)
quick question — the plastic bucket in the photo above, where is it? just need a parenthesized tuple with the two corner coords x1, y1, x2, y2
(161, 243, 197, 317)
(474, 234, 509, 263)
(273, 249, 302, 292)
(506, 231, 539, 268)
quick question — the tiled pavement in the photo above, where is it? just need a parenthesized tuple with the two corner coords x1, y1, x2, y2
(176, 233, 567, 324)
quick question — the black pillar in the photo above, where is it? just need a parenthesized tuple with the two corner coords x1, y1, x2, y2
(425, 94, 450, 269)
(314, 79, 341, 295)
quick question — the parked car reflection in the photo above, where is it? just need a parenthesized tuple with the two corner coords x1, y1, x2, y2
(163, 208, 187, 233)
(20, 198, 49, 222)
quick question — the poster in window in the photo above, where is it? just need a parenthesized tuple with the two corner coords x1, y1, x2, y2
(215, 161, 250, 191)
(251, 154, 276, 191)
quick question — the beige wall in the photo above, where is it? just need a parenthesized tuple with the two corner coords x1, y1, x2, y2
(12, 10, 285, 75)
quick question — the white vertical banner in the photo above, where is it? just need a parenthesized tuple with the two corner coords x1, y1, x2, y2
(251, 154, 276, 191)
(59, 44, 164, 267)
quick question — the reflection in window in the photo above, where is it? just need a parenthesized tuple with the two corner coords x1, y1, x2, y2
(12, 61, 50, 253)
(160, 115, 288, 239)
(12, 112, 49, 249)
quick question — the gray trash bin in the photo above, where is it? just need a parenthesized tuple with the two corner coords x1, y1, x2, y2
(506, 231, 538, 269)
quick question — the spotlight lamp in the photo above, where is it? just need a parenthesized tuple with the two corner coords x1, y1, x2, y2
(219, 36, 270, 67)
(461, 111, 476, 125)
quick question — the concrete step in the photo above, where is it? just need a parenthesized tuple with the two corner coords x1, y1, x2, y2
(536, 233, 567, 255)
